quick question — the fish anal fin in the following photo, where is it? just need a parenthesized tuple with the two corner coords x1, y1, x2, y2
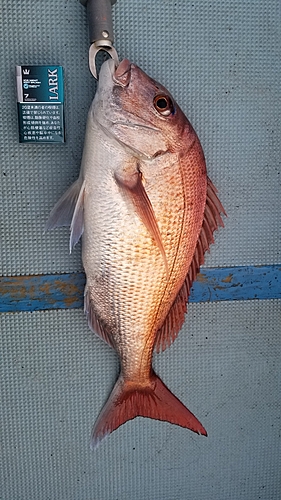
(84, 287, 114, 347)
(114, 164, 169, 277)
(45, 178, 83, 231)
(91, 371, 207, 448)
(154, 177, 226, 353)
(69, 180, 86, 252)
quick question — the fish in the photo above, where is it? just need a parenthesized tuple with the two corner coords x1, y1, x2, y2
(46, 58, 226, 448)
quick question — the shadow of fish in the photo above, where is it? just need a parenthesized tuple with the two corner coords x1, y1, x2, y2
(46, 58, 226, 448)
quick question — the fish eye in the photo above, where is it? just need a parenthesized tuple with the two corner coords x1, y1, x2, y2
(153, 95, 174, 116)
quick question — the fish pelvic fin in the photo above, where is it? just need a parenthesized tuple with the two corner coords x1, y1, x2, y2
(45, 178, 83, 231)
(90, 371, 207, 449)
(69, 179, 85, 253)
(114, 163, 169, 278)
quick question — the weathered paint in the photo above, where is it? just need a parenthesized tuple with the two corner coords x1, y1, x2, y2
(194, 265, 281, 302)
(0, 273, 86, 313)
(0, 265, 280, 314)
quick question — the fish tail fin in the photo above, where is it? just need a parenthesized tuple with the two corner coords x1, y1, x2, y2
(91, 371, 207, 449)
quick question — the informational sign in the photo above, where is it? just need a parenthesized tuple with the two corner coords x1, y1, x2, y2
(16, 65, 65, 143)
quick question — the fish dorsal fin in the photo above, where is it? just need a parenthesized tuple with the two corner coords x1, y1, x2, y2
(154, 177, 226, 353)
(114, 162, 169, 276)
(84, 287, 114, 348)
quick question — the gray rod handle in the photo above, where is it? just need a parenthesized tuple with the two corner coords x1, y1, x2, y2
(81, 0, 117, 45)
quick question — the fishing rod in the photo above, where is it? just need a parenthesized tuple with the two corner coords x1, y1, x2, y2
(80, 0, 119, 79)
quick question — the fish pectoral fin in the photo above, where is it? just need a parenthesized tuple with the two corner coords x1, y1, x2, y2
(69, 180, 86, 253)
(114, 163, 168, 276)
(91, 371, 207, 449)
(45, 178, 83, 231)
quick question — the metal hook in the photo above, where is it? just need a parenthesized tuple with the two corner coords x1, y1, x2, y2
(80, 0, 119, 79)
(89, 43, 119, 80)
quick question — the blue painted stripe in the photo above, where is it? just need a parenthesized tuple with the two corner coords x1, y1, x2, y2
(0, 265, 280, 313)
(0, 273, 86, 313)
(191, 265, 281, 303)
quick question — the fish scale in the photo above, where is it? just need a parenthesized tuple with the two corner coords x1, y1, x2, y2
(46, 58, 225, 447)
(83, 133, 164, 350)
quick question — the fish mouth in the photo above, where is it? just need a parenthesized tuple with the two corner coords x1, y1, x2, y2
(98, 58, 132, 89)
(113, 59, 132, 87)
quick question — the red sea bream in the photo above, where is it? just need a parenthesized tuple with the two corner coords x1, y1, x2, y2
(46, 58, 226, 447)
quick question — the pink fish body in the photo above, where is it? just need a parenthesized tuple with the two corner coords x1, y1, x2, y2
(47, 59, 225, 447)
